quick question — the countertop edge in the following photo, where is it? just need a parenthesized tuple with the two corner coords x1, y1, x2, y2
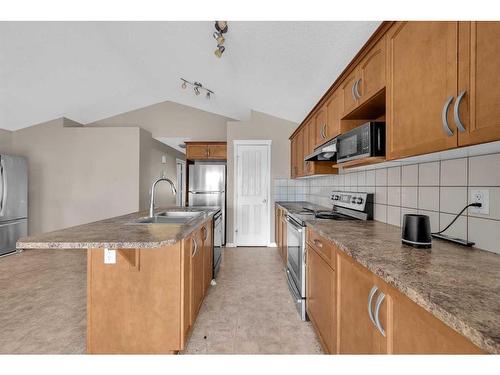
(276, 202, 499, 354)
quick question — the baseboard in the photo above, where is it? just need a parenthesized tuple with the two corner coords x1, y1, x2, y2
(268, 242, 277, 248)
(225, 242, 236, 248)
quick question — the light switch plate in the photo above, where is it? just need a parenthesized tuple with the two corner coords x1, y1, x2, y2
(104, 248, 116, 264)
(470, 189, 490, 215)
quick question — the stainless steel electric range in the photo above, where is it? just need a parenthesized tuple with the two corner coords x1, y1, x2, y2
(284, 191, 374, 321)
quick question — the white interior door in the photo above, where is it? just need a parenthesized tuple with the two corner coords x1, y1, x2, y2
(235, 141, 271, 246)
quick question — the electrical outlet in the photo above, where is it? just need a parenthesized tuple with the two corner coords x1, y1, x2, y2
(470, 189, 490, 215)
(104, 248, 116, 264)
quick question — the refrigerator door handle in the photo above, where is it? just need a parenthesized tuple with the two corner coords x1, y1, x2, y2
(188, 191, 224, 194)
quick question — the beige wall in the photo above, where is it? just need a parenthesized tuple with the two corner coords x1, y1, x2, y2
(11, 118, 142, 235)
(0, 129, 12, 154)
(88, 100, 231, 141)
(226, 111, 297, 244)
(139, 129, 185, 210)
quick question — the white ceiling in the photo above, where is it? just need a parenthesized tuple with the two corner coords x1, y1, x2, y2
(0, 21, 381, 130)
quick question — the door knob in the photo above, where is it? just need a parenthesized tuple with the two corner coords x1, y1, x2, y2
(263, 199, 267, 204)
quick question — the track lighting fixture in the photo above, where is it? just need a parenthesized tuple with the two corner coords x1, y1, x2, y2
(213, 21, 228, 58)
(180, 78, 214, 99)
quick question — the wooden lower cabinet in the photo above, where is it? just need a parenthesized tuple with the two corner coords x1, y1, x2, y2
(202, 222, 213, 294)
(337, 251, 389, 354)
(275, 206, 288, 264)
(190, 228, 204, 323)
(306, 244, 336, 353)
(305, 228, 483, 354)
(392, 289, 483, 354)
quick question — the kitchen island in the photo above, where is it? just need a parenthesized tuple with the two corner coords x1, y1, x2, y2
(17, 207, 219, 354)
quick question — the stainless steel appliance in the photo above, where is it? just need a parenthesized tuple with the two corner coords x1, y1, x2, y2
(213, 210, 223, 278)
(188, 163, 226, 245)
(304, 138, 337, 162)
(0, 155, 28, 256)
(284, 191, 374, 320)
(336, 121, 385, 163)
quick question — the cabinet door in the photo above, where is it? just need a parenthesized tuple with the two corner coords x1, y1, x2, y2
(325, 92, 342, 140)
(458, 21, 500, 146)
(393, 289, 483, 354)
(386, 21, 459, 159)
(296, 129, 304, 177)
(190, 230, 204, 322)
(182, 236, 193, 343)
(358, 37, 386, 105)
(314, 107, 328, 147)
(290, 136, 298, 178)
(303, 120, 312, 175)
(207, 144, 227, 159)
(341, 72, 359, 116)
(338, 253, 388, 354)
(306, 245, 336, 353)
(202, 221, 213, 294)
(186, 144, 208, 160)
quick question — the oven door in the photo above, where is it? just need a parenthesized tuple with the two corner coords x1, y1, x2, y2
(285, 215, 305, 297)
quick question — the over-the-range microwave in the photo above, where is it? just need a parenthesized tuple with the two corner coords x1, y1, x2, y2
(336, 121, 385, 163)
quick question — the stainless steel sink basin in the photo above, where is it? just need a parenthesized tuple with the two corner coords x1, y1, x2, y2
(132, 210, 203, 225)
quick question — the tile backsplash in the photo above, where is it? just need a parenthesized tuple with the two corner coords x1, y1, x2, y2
(274, 152, 500, 254)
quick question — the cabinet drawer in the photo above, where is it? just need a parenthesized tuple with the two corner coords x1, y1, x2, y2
(306, 228, 335, 268)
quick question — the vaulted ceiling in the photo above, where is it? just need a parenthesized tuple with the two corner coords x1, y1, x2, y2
(0, 21, 381, 130)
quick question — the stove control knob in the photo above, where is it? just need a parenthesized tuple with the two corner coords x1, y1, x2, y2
(356, 197, 363, 204)
(351, 198, 357, 204)
(333, 195, 340, 201)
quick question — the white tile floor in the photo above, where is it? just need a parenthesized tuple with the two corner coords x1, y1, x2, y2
(183, 247, 323, 354)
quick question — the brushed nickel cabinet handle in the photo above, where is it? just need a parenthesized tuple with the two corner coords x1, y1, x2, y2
(367, 285, 378, 327)
(312, 239, 323, 248)
(441, 96, 454, 136)
(191, 238, 198, 257)
(374, 291, 386, 337)
(454, 90, 467, 132)
(322, 123, 327, 139)
(355, 78, 362, 99)
(304, 246, 308, 266)
(351, 80, 357, 101)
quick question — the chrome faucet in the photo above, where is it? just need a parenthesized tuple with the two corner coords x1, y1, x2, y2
(149, 177, 177, 217)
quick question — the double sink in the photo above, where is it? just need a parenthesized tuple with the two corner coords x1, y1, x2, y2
(133, 210, 204, 225)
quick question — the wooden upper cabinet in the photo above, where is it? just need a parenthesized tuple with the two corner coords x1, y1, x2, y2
(290, 136, 298, 178)
(207, 144, 227, 159)
(341, 72, 359, 116)
(296, 129, 304, 177)
(186, 142, 227, 160)
(357, 36, 386, 105)
(337, 252, 390, 354)
(386, 21, 459, 159)
(326, 91, 342, 140)
(314, 107, 328, 147)
(303, 120, 312, 175)
(458, 21, 500, 147)
(306, 244, 336, 354)
(186, 144, 208, 159)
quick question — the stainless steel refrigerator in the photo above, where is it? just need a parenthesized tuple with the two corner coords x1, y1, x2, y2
(188, 163, 225, 245)
(0, 155, 28, 256)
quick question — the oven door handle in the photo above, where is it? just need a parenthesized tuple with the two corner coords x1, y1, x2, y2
(285, 268, 303, 304)
(285, 215, 303, 231)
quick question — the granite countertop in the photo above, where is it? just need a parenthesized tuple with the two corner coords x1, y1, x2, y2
(16, 207, 220, 250)
(277, 201, 500, 354)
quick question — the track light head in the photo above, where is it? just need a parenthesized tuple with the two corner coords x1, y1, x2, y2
(215, 21, 228, 34)
(214, 45, 225, 58)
